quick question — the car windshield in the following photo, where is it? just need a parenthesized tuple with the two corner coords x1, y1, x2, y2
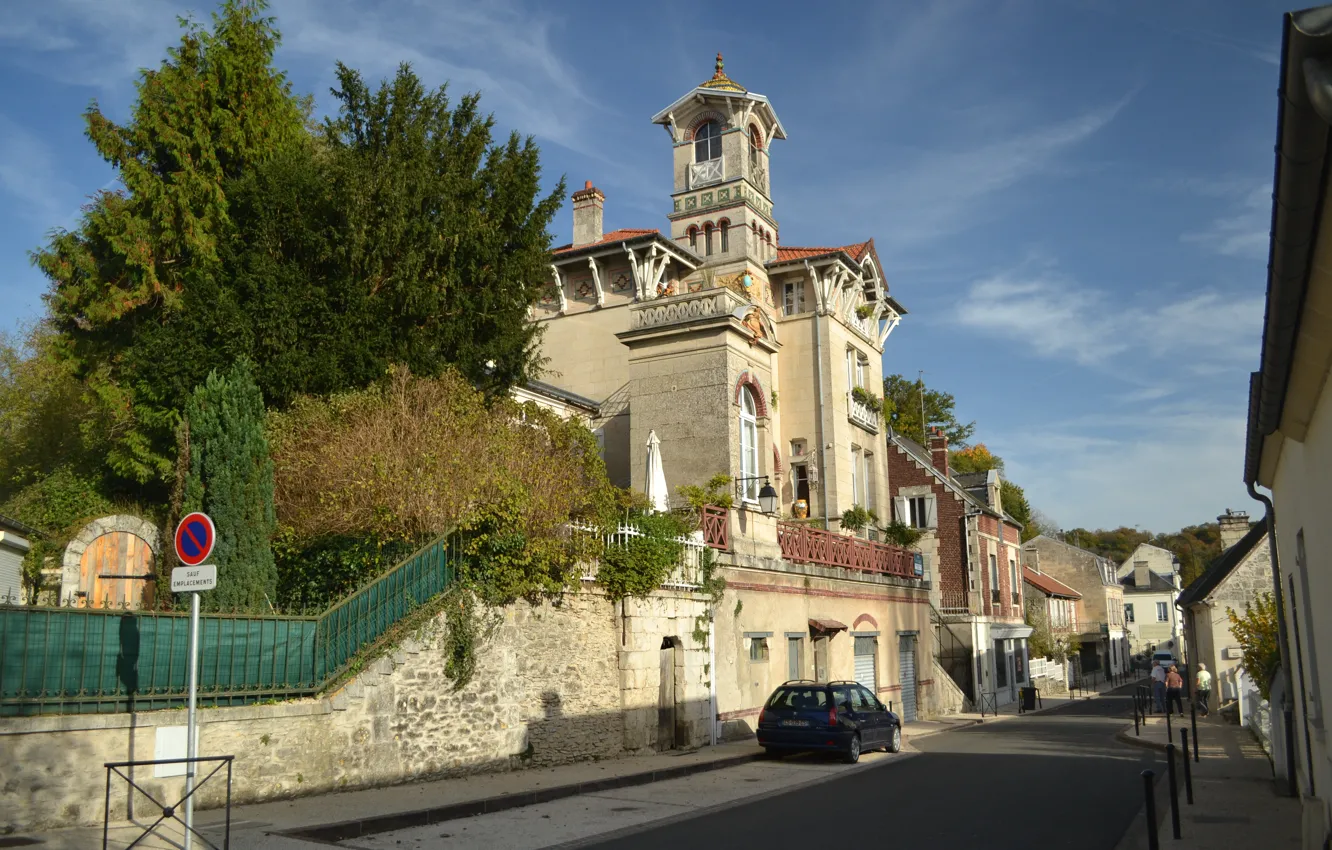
(766, 687, 829, 710)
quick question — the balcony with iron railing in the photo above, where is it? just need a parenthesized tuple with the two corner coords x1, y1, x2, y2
(847, 392, 880, 433)
(689, 156, 725, 189)
(572, 522, 709, 590)
(938, 588, 980, 617)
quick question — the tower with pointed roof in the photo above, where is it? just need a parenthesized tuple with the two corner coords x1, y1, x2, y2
(650, 53, 786, 308)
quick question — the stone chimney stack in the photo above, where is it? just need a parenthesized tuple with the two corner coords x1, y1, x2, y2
(928, 428, 949, 477)
(1134, 561, 1151, 590)
(1218, 509, 1251, 550)
(571, 180, 605, 247)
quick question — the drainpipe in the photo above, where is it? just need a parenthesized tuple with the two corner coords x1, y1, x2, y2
(708, 616, 718, 747)
(808, 261, 831, 530)
(1248, 481, 1300, 797)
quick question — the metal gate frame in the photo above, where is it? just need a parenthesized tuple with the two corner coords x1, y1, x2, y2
(104, 755, 233, 849)
(898, 632, 919, 723)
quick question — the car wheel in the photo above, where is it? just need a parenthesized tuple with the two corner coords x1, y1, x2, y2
(844, 734, 861, 764)
(886, 725, 902, 753)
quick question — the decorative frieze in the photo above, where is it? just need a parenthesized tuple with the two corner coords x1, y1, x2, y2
(671, 181, 773, 221)
(629, 288, 749, 331)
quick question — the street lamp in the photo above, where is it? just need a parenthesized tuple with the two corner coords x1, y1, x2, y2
(736, 476, 779, 515)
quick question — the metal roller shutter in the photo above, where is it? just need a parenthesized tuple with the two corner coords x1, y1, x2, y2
(854, 636, 877, 692)
(899, 634, 918, 722)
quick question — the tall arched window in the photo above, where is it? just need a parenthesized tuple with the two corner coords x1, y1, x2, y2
(739, 387, 759, 502)
(704, 222, 714, 256)
(719, 219, 730, 252)
(749, 126, 763, 167)
(694, 120, 722, 162)
(688, 226, 698, 252)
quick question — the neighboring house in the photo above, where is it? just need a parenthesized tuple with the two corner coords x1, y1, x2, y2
(1023, 565, 1083, 693)
(1116, 542, 1182, 657)
(0, 514, 34, 605)
(1243, 12, 1332, 839)
(886, 428, 1032, 708)
(1177, 512, 1271, 713)
(511, 380, 601, 424)
(1021, 536, 1129, 680)
(530, 56, 940, 730)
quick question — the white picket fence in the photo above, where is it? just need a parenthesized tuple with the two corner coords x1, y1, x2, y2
(570, 522, 708, 590)
(1029, 656, 1067, 683)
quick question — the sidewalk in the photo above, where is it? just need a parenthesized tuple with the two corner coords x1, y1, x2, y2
(25, 718, 974, 849)
(1114, 714, 1301, 849)
(948, 673, 1140, 723)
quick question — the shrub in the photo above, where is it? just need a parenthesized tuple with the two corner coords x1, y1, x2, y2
(182, 359, 278, 612)
(840, 504, 879, 532)
(597, 512, 690, 601)
(268, 367, 617, 603)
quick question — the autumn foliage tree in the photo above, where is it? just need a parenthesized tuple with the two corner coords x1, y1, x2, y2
(1228, 592, 1281, 700)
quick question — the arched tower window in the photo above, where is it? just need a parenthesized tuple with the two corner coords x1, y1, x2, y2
(749, 126, 763, 168)
(688, 226, 698, 252)
(704, 222, 714, 256)
(694, 120, 722, 163)
(739, 387, 759, 502)
(719, 219, 730, 253)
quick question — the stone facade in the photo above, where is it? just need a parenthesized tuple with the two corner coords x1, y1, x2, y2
(0, 589, 716, 832)
(1022, 536, 1130, 678)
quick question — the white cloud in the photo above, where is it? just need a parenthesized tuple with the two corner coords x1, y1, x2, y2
(956, 264, 1263, 370)
(0, 114, 78, 222)
(1180, 183, 1271, 260)
(998, 406, 1249, 531)
(797, 92, 1135, 255)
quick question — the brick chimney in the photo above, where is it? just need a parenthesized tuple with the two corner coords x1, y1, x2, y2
(1217, 509, 1251, 550)
(928, 428, 949, 477)
(571, 180, 605, 247)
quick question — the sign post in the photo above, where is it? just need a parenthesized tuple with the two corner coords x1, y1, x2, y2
(173, 512, 216, 850)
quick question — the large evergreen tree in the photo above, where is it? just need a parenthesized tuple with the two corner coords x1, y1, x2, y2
(182, 360, 277, 611)
(33, 0, 308, 488)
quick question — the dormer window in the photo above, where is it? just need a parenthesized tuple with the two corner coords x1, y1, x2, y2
(695, 121, 722, 162)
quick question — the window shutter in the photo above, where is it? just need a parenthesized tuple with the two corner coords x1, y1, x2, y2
(894, 496, 908, 524)
(925, 497, 938, 529)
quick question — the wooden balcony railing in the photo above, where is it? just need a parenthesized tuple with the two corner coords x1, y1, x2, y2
(776, 521, 916, 578)
(701, 505, 729, 551)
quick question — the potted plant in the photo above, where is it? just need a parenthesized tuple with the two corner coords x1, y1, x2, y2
(850, 386, 883, 416)
(855, 304, 877, 320)
(840, 505, 879, 535)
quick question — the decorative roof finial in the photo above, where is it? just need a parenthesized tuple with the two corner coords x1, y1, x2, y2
(715, 52, 725, 79)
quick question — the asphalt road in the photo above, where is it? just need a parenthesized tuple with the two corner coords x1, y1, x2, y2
(583, 690, 1160, 850)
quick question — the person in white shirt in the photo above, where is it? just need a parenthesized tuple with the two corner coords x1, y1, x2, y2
(1150, 660, 1167, 712)
(1195, 664, 1213, 717)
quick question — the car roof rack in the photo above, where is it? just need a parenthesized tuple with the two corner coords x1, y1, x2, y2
(826, 680, 862, 686)
(779, 679, 819, 685)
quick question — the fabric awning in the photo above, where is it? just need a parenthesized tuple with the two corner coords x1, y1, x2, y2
(809, 618, 848, 634)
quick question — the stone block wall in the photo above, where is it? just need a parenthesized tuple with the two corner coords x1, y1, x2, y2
(1, 592, 632, 832)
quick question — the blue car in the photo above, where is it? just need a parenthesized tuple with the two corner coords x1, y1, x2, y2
(755, 680, 902, 764)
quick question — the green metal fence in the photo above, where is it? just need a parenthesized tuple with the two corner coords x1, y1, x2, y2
(0, 533, 459, 716)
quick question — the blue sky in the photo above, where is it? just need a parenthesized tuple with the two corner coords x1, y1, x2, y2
(0, 0, 1289, 532)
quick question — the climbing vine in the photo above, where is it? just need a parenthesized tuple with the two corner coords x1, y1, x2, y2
(597, 512, 689, 601)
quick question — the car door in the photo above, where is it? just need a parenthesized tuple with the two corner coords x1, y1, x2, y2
(851, 686, 885, 745)
(831, 685, 855, 736)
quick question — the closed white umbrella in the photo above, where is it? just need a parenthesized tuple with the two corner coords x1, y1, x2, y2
(645, 430, 670, 513)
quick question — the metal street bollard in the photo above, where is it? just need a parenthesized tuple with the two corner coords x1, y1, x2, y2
(1181, 729, 1194, 804)
(1167, 743, 1182, 839)
(1135, 697, 1141, 736)
(1166, 708, 1172, 743)
(1190, 699, 1198, 763)
(1142, 769, 1159, 850)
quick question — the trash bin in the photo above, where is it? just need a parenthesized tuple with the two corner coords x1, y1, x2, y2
(1020, 686, 1039, 712)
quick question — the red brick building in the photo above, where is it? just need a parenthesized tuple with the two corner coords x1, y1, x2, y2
(886, 428, 1032, 708)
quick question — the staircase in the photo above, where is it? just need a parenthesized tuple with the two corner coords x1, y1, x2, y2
(929, 602, 975, 709)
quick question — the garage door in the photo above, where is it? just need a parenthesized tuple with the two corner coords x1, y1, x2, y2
(899, 634, 918, 722)
(854, 636, 877, 693)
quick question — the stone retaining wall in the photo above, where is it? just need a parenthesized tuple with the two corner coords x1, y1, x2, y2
(1, 591, 644, 832)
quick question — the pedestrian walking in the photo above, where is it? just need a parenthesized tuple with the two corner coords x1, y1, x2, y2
(1151, 660, 1167, 712)
(1195, 663, 1212, 717)
(1166, 665, 1185, 717)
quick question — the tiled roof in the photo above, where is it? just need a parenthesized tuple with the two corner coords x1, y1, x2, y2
(1023, 567, 1082, 599)
(772, 239, 879, 267)
(1177, 517, 1269, 607)
(1120, 571, 1178, 594)
(552, 229, 660, 255)
(699, 53, 746, 93)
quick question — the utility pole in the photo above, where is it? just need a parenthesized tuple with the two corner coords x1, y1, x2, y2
(918, 370, 927, 444)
